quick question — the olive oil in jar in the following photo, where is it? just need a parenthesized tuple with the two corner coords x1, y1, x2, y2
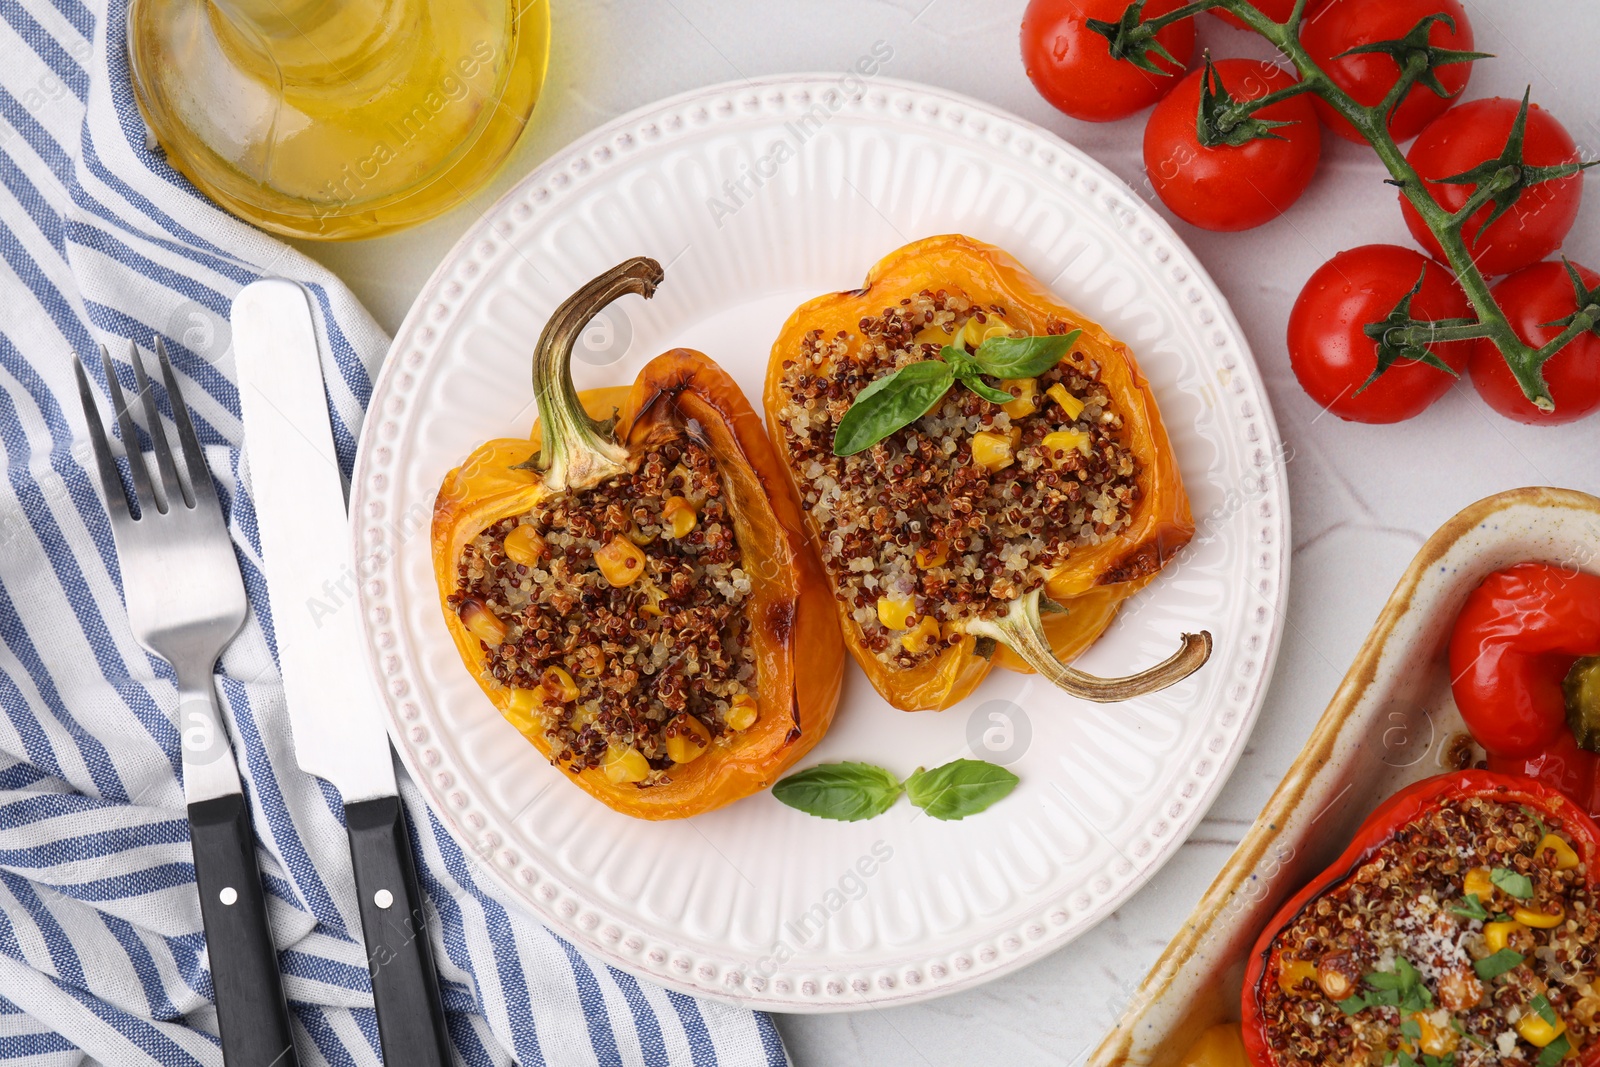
(127, 0, 550, 239)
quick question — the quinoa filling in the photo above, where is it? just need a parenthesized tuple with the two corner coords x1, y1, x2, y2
(773, 286, 1140, 669)
(1262, 796, 1600, 1066)
(447, 440, 757, 786)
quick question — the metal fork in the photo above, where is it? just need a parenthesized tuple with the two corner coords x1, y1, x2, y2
(75, 340, 300, 1067)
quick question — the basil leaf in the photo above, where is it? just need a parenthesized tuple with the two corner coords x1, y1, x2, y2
(832, 360, 954, 456)
(1539, 1033, 1572, 1067)
(1490, 867, 1534, 900)
(941, 345, 1032, 405)
(959, 377, 1017, 405)
(1450, 893, 1489, 920)
(1531, 993, 1559, 1027)
(772, 762, 904, 821)
(1473, 948, 1524, 980)
(971, 330, 1081, 379)
(905, 759, 1019, 820)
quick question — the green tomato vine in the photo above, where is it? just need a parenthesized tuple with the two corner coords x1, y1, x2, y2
(1090, 0, 1599, 413)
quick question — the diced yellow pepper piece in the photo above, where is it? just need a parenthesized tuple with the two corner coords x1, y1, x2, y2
(725, 693, 758, 732)
(1465, 867, 1495, 900)
(539, 665, 579, 703)
(901, 615, 942, 655)
(460, 600, 507, 646)
(503, 524, 546, 567)
(876, 596, 915, 630)
(1277, 958, 1319, 996)
(662, 496, 697, 539)
(1485, 920, 1527, 953)
(1541, 833, 1582, 871)
(1517, 1011, 1567, 1048)
(664, 714, 711, 764)
(595, 535, 647, 587)
(602, 745, 650, 784)
(1047, 383, 1086, 421)
(915, 542, 948, 569)
(970, 430, 1014, 472)
(1001, 378, 1039, 419)
(1041, 430, 1092, 463)
(1515, 904, 1565, 929)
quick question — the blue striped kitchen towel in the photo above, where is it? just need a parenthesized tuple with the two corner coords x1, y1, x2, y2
(0, 1, 791, 1065)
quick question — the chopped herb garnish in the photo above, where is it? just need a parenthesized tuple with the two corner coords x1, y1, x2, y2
(1360, 957, 1432, 1013)
(1539, 1033, 1572, 1067)
(1450, 893, 1489, 920)
(1337, 993, 1368, 1015)
(1474, 948, 1525, 980)
(1531, 993, 1560, 1027)
(1491, 866, 1535, 899)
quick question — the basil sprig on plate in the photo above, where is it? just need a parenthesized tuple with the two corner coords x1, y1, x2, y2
(773, 759, 1019, 822)
(832, 330, 1082, 456)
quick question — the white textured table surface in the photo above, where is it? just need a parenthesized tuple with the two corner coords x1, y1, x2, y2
(295, 2, 1600, 1063)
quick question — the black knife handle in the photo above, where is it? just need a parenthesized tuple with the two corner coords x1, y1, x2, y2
(188, 794, 301, 1067)
(345, 796, 451, 1067)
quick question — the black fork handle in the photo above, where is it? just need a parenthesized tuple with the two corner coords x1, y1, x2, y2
(189, 794, 301, 1067)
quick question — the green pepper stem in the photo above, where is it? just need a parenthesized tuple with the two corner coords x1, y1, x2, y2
(1566, 656, 1600, 752)
(965, 588, 1213, 703)
(530, 257, 664, 492)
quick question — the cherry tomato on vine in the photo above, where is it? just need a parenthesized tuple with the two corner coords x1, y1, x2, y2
(1289, 245, 1474, 423)
(1471, 261, 1600, 425)
(1143, 59, 1321, 231)
(1401, 97, 1585, 279)
(1021, 0, 1195, 123)
(1300, 0, 1477, 144)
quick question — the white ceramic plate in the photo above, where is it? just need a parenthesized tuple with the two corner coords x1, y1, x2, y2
(351, 75, 1289, 1011)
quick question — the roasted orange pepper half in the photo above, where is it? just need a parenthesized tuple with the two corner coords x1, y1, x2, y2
(432, 258, 843, 819)
(763, 235, 1209, 711)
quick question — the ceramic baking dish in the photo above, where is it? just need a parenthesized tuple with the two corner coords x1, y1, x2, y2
(1088, 485, 1600, 1066)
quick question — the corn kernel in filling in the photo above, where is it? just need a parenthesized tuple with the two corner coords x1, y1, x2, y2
(447, 440, 756, 786)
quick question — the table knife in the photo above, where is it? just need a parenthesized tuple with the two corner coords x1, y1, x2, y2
(233, 280, 451, 1067)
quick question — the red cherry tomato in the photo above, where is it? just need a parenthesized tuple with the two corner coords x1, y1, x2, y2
(1022, 0, 1196, 123)
(1471, 260, 1600, 425)
(1300, 0, 1476, 144)
(1289, 245, 1474, 422)
(1143, 60, 1321, 231)
(1401, 98, 1585, 278)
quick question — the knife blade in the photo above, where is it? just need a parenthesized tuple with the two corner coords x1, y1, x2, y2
(233, 280, 450, 1067)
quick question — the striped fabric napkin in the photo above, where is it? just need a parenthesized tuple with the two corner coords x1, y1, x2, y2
(0, 2, 790, 1064)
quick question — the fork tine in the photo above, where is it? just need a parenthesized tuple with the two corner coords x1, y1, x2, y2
(154, 338, 211, 508)
(130, 341, 187, 512)
(100, 343, 155, 513)
(73, 356, 131, 524)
